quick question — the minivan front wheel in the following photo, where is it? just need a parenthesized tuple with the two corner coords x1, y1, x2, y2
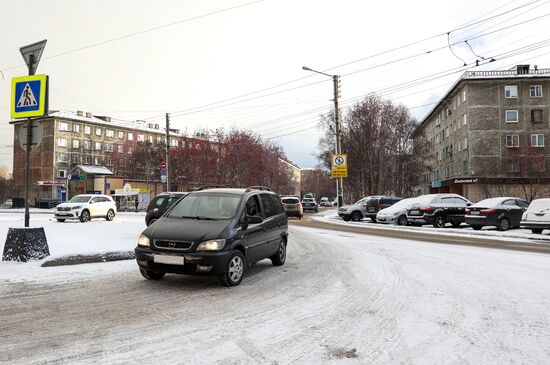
(220, 251, 245, 287)
(351, 211, 362, 222)
(271, 239, 287, 266)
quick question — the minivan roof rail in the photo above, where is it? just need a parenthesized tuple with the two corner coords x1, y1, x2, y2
(245, 185, 272, 192)
(193, 185, 229, 191)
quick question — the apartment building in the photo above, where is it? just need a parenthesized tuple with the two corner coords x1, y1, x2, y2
(11, 111, 190, 203)
(412, 65, 550, 201)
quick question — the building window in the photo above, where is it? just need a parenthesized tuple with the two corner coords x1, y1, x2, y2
(137, 134, 145, 142)
(529, 85, 542, 98)
(84, 126, 91, 135)
(73, 124, 80, 133)
(106, 129, 115, 138)
(84, 140, 91, 150)
(57, 153, 68, 162)
(95, 142, 102, 150)
(94, 156, 102, 165)
(58, 122, 69, 131)
(463, 160, 468, 174)
(444, 128, 449, 138)
(57, 138, 67, 147)
(157, 136, 163, 143)
(462, 137, 467, 150)
(148, 135, 154, 143)
(507, 160, 520, 172)
(105, 157, 112, 166)
(84, 155, 91, 164)
(504, 85, 518, 98)
(531, 109, 543, 123)
(506, 135, 519, 147)
(462, 114, 467, 126)
(128, 132, 134, 141)
(118, 131, 124, 139)
(57, 170, 67, 178)
(462, 90, 466, 102)
(72, 155, 79, 163)
(105, 143, 114, 152)
(531, 134, 544, 147)
(117, 144, 124, 153)
(505, 110, 518, 123)
(72, 139, 80, 149)
(95, 128, 102, 136)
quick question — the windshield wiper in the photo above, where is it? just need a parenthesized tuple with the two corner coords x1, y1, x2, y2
(195, 216, 216, 220)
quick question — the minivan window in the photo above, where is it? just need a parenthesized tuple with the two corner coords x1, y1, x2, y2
(281, 197, 299, 204)
(261, 194, 276, 218)
(245, 195, 261, 217)
(69, 195, 92, 203)
(167, 194, 241, 220)
(152, 196, 166, 208)
(271, 195, 284, 214)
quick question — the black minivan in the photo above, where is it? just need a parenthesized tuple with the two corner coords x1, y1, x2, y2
(145, 192, 187, 226)
(135, 187, 288, 286)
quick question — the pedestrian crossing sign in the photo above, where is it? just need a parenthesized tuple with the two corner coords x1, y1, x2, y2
(11, 74, 48, 119)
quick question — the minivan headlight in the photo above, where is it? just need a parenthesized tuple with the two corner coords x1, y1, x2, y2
(71, 205, 82, 210)
(138, 234, 150, 247)
(197, 239, 226, 251)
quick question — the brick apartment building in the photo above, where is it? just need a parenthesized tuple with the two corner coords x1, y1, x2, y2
(11, 111, 195, 204)
(412, 65, 550, 201)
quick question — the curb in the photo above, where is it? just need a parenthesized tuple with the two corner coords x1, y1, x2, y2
(41, 251, 135, 267)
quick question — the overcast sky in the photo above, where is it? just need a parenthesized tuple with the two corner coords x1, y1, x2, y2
(1, 0, 549, 170)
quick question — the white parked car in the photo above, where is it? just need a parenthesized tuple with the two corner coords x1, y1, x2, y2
(319, 197, 330, 207)
(54, 194, 117, 222)
(376, 197, 419, 225)
(521, 198, 550, 234)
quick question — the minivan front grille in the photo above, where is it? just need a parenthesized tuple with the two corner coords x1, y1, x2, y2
(153, 239, 194, 251)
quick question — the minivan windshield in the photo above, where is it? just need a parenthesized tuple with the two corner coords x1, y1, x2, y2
(69, 195, 92, 203)
(167, 193, 241, 220)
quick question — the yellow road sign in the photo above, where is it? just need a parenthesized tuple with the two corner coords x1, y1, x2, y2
(11, 74, 48, 119)
(331, 153, 348, 178)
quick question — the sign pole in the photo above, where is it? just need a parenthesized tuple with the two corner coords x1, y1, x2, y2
(23, 54, 35, 227)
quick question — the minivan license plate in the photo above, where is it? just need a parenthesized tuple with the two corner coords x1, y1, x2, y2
(410, 210, 419, 215)
(154, 255, 184, 265)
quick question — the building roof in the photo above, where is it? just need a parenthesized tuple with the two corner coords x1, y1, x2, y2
(44, 111, 183, 138)
(412, 66, 550, 137)
(77, 165, 114, 175)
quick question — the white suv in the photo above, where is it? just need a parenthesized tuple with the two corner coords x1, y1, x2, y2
(521, 198, 550, 234)
(55, 194, 117, 222)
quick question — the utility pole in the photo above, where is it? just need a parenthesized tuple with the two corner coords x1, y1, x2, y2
(165, 113, 171, 192)
(333, 74, 343, 207)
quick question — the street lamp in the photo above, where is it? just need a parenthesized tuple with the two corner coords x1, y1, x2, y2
(302, 66, 344, 207)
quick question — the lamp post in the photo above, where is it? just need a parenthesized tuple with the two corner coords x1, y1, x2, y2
(302, 66, 344, 207)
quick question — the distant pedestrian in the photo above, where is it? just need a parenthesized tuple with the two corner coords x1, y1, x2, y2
(134, 199, 139, 212)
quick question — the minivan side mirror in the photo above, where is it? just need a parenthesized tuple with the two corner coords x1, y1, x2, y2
(467, 203, 472, 206)
(248, 215, 263, 224)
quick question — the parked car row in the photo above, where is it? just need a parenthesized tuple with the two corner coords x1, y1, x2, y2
(338, 192, 550, 234)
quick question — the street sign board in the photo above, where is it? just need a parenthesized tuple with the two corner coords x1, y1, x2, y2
(11, 74, 48, 119)
(160, 175, 167, 183)
(160, 162, 166, 169)
(20, 40, 47, 75)
(16, 120, 43, 150)
(37, 181, 65, 186)
(331, 153, 348, 178)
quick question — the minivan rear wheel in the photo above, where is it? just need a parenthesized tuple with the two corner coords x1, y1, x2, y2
(271, 239, 286, 266)
(220, 251, 245, 287)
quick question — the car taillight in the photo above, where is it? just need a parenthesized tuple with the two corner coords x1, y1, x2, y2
(480, 209, 496, 215)
(420, 206, 433, 212)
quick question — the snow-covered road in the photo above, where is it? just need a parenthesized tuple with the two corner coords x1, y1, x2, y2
(1, 223, 549, 364)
